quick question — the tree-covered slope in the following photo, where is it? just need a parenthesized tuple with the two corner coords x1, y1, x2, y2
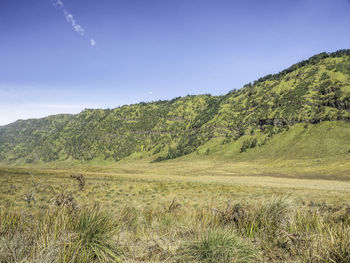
(0, 95, 222, 162)
(1, 50, 350, 164)
(203, 50, 350, 139)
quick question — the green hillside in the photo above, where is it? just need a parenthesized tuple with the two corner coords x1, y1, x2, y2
(1, 50, 350, 165)
(189, 120, 348, 156)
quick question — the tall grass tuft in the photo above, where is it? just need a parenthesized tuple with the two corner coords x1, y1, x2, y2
(179, 229, 258, 263)
(256, 196, 295, 236)
(303, 225, 350, 263)
(0, 209, 24, 235)
(0, 206, 123, 263)
(67, 205, 122, 262)
(214, 196, 295, 238)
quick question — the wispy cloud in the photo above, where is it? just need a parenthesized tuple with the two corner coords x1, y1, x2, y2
(63, 10, 85, 35)
(52, 0, 63, 9)
(51, 0, 95, 45)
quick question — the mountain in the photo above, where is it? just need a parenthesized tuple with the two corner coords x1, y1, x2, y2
(1, 50, 350, 165)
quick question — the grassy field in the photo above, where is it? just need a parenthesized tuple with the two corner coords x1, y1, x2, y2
(0, 161, 350, 262)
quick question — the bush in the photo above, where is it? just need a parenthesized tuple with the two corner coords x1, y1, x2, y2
(240, 138, 258, 153)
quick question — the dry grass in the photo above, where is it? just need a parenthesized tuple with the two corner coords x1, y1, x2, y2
(0, 166, 349, 262)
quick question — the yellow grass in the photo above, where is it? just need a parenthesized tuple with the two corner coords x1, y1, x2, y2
(1, 161, 350, 262)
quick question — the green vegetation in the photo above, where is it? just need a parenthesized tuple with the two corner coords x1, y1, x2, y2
(1, 50, 350, 262)
(1, 50, 350, 164)
(0, 168, 349, 262)
(0, 205, 121, 262)
(179, 230, 258, 263)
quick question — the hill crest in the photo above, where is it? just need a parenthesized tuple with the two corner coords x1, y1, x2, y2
(1, 49, 350, 164)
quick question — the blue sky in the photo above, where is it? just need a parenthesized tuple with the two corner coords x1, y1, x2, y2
(1, 0, 350, 125)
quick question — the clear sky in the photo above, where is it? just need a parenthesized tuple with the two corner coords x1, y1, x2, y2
(1, 0, 350, 125)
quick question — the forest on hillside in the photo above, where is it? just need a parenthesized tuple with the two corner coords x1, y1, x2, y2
(0, 50, 350, 163)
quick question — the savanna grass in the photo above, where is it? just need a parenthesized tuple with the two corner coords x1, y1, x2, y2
(0, 206, 122, 263)
(1, 169, 350, 262)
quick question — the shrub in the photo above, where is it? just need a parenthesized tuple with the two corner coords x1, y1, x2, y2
(205, 148, 210, 155)
(240, 138, 258, 153)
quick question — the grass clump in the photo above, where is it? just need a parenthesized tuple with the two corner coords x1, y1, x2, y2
(69, 205, 121, 262)
(179, 229, 257, 263)
(303, 225, 350, 263)
(255, 196, 295, 235)
(0, 206, 122, 263)
(214, 196, 295, 238)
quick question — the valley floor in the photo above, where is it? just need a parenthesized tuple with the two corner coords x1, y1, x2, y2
(0, 161, 349, 262)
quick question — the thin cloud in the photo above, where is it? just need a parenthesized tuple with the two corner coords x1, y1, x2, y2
(52, 0, 63, 9)
(63, 10, 85, 35)
(51, 0, 95, 44)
